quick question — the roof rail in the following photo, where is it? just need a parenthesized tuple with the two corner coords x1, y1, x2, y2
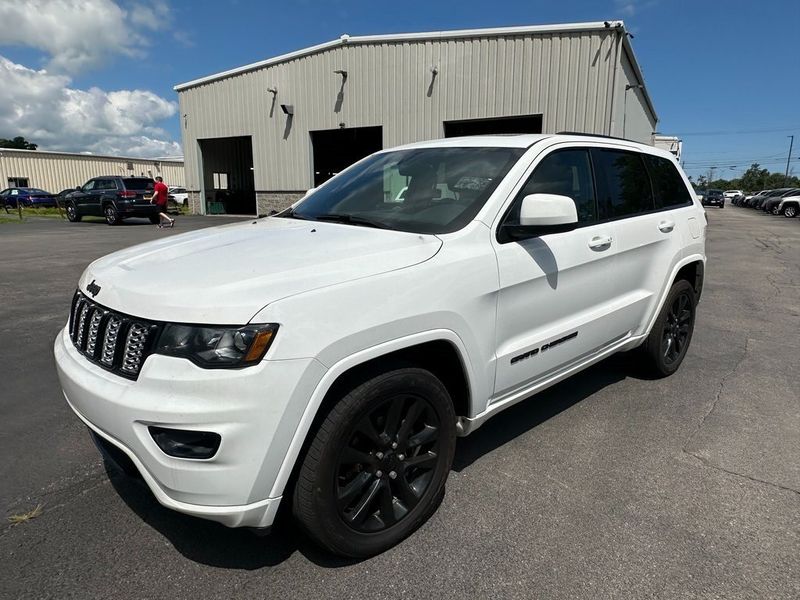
(556, 131, 639, 142)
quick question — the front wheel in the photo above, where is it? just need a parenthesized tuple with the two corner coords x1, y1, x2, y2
(293, 367, 457, 557)
(784, 205, 797, 218)
(637, 279, 697, 377)
(104, 204, 120, 225)
(66, 202, 81, 222)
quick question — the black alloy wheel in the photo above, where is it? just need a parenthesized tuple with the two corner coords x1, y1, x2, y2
(104, 204, 119, 225)
(293, 367, 456, 557)
(335, 394, 442, 533)
(66, 202, 81, 222)
(638, 279, 696, 377)
(662, 291, 693, 366)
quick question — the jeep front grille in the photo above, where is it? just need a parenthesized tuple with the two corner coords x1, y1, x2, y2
(68, 291, 159, 380)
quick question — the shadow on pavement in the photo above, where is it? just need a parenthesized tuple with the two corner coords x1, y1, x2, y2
(106, 352, 638, 570)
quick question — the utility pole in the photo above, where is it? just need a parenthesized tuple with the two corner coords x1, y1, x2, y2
(785, 135, 794, 185)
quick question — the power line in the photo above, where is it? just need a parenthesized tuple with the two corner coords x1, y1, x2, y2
(671, 125, 800, 137)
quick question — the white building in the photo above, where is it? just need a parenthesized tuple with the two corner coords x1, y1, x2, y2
(175, 20, 658, 215)
(653, 135, 682, 162)
(0, 148, 185, 194)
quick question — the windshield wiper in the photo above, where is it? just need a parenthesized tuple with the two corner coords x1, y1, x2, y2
(313, 213, 390, 229)
(279, 208, 315, 221)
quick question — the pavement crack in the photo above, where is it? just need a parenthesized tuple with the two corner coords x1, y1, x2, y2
(683, 337, 750, 455)
(684, 451, 800, 497)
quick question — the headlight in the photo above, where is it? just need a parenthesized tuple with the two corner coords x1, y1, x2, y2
(154, 323, 278, 368)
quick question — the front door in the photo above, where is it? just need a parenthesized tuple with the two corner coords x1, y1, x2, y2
(491, 147, 620, 400)
(73, 179, 97, 213)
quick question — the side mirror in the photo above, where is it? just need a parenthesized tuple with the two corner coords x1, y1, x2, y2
(75, 186, 82, 191)
(502, 193, 578, 241)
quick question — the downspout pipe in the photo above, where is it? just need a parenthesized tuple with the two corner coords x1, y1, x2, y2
(607, 22, 624, 136)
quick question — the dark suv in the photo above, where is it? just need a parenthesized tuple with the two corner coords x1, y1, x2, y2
(702, 189, 725, 208)
(65, 177, 159, 225)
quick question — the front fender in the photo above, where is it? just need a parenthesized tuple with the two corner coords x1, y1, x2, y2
(266, 328, 476, 499)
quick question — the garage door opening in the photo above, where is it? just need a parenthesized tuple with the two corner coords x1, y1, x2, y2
(198, 136, 256, 215)
(311, 126, 382, 187)
(443, 114, 543, 137)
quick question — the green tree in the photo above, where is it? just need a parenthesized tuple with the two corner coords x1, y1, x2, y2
(738, 164, 770, 191)
(0, 136, 37, 150)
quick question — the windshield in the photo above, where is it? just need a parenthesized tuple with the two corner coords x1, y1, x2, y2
(287, 147, 524, 234)
(123, 178, 155, 191)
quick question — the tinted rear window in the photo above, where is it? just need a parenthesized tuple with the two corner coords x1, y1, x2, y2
(643, 155, 692, 209)
(592, 149, 654, 219)
(123, 178, 154, 190)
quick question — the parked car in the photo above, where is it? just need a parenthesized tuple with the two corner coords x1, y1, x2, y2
(702, 189, 725, 208)
(751, 189, 787, 209)
(763, 188, 800, 214)
(0, 187, 57, 208)
(63, 176, 159, 225)
(775, 191, 800, 217)
(54, 134, 706, 557)
(168, 186, 189, 207)
(744, 190, 770, 207)
(724, 190, 744, 203)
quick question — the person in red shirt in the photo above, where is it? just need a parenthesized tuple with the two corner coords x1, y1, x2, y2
(151, 176, 174, 228)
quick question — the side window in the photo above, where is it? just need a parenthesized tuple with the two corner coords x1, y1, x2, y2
(591, 149, 654, 220)
(504, 149, 596, 226)
(643, 155, 692, 209)
(82, 180, 96, 191)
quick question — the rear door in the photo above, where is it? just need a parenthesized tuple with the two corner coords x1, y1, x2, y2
(491, 146, 620, 399)
(594, 148, 691, 339)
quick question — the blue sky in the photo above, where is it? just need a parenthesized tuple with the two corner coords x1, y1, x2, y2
(1, 0, 798, 180)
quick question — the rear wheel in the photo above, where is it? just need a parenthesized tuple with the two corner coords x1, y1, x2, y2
(784, 205, 797, 218)
(638, 279, 696, 377)
(293, 367, 456, 557)
(66, 202, 81, 222)
(104, 204, 120, 225)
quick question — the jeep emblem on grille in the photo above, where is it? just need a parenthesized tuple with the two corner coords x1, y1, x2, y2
(86, 280, 101, 298)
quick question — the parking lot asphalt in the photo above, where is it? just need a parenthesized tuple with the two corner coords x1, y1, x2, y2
(1, 210, 798, 599)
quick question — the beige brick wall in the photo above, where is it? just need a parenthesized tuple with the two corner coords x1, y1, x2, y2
(256, 192, 305, 215)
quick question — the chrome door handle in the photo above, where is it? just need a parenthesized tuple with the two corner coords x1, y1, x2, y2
(658, 220, 675, 233)
(588, 235, 613, 250)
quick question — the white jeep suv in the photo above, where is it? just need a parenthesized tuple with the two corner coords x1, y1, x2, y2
(54, 134, 706, 557)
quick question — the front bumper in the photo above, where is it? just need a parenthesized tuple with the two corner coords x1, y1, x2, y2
(54, 326, 325, 528)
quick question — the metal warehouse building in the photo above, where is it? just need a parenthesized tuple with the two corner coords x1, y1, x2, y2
(0, 149, 185, 195)
(175, 20, 657, 216)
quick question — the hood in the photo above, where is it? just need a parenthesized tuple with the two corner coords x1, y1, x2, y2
(79, 217, 442, 324)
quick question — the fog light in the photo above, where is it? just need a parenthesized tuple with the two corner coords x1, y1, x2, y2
(149, 426, 221, 459)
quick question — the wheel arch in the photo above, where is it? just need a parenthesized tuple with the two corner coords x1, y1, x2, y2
(268, 330, 475, 499)
(640, 255, 705, 341)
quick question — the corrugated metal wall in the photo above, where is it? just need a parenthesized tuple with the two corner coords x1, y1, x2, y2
(0, 151, 185, 193)
(179, 29, 642, 194)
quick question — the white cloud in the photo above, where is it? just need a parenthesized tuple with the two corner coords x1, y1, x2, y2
(0, 0, 170, 73)
(614, 0, 659, 17)
(0, 56, 180, 157)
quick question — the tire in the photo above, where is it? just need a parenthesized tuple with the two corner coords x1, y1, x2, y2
(104, 204, 120, 225)
(149, 215, 160, 224)
(638, 279, 697, 378)
(293, 367, 457, 557)
(784, 205, 797, 218)
(66, 201, 81, 222)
